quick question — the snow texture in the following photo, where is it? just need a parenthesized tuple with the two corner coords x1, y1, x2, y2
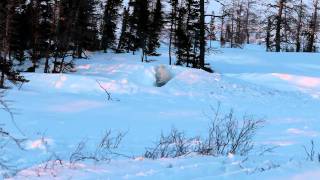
(1, 43, 320, 179)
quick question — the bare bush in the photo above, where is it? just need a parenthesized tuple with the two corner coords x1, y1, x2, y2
(0, 90, 25, 136)
(0, 91, 13, 119)
(52, 59, 75, 73)
(0, 127, 26, 178)
(36, 154, 63, 178)
(30, 130, 126, 177)
(69, 130, 126, 165)
(0, 91, 25, 178)
(144, 128, 196, 159)
(197, 109, 264, 156)
(144, 108, 264, 159)
(36, 135, 63, 176)
(304, 140, 320, 162)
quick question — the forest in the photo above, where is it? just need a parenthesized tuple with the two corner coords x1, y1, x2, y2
(0, 0, 319, 88)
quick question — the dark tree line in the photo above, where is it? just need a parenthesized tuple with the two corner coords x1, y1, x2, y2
(167, 0, 209, 70)
(0, 0, 167, 88)
(0, 0, 319, 88)
(218, 0, 319, 52)
(265, 0, 319, 52)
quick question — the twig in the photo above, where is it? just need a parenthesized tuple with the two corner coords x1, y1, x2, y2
(96, 80, 119, 101)
(0, 91, 25, 136)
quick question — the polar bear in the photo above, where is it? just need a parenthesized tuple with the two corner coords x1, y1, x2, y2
(154, 65, 172, 87)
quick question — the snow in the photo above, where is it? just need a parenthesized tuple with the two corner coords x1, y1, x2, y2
(1, 43, 320, 179)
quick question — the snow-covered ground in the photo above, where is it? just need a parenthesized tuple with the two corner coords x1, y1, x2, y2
(1, 43, 320, 179)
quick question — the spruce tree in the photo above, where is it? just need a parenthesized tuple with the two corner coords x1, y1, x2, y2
(174, 4, 189, 65)
(168, 0, 178, 65)
(129, 0, 151, 61)
(199, 0, 205, 68)
(186, 0, 200, 67)
(175, 0, 201, 68)
(72, 0, 98, 58)
(117, 7, 134, 53)
(9, 2, 29, 64)
(27, 0, 41, 72)
(38, 0, 54, 73)
(0, 0, 28, 88)
(53, 0, 76, 72)
(101, 0, 123, 52)
(145, 0, 164, 57)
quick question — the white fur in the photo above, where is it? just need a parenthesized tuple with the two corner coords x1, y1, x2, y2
(154, 65, 172, 87)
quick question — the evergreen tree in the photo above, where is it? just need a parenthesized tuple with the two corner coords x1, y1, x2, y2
(174, 5, 189, 66)
(145, 0, 164, 57)
(168, 0, 179, 65)
(72, 0, 99, 58)
(198, 0, 206, 69)
(117, 7, 134, 53)
(0, 0, 28, 88)
(53, 0, 77, 73)
(38, 0, 54, 73)
(101, 0, 123, 52)
(9, 2, 29, 64)
(27, 0, 41, 72)
(129, 0, 151, 61)
(175, 0, 199, 67)
(26, 0, 54, 72)
(174, 0, 210, 69)
(187, 0, 201, 67)
(52, 0, 99, 72)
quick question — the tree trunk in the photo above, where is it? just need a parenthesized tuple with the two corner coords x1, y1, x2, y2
(295, 0, 303, 52)
(306, 0, 318, 52)
(1, 1, 14, 88)
(275, 0, 285, 52)
(266, 17, 272, 51)
(168, 2, 178, 66)
(199, 0, 205, 69)
(168, 16, 174, 65)
(141, 47, 145, 62)
(235, 4, 242, 45)
(220, 14, 225, 47)
(245, 1, 250, 44)
(0, 70, 4, 88)
(59, 53, 66, 73)
(31, 0, 39, 72)
(44, 52, 50, 73)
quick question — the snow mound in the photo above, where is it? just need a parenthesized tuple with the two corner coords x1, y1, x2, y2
(154, 65, 173, 87)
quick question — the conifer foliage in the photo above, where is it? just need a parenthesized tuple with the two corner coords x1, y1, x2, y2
(146, 0, 164, 57)
(0, 0, 28, 88)
(101, 0, 123, 52)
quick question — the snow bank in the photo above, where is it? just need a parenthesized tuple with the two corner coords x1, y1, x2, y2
(2, 45, 320, 179)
